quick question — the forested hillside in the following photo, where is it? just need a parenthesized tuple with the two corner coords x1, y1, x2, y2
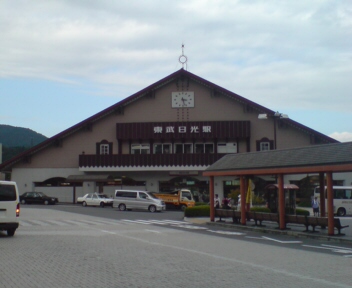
(0, 124, 48, 162)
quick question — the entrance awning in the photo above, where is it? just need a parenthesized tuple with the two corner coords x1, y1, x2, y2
(65, 174, 115, 182)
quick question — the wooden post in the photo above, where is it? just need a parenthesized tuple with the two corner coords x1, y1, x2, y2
(278, 174, 286, 230)
(240, 176, 246, 225)
(326, 172, 334, 236)
(319, 172, 326, 217)
(209, 176, 215, 222)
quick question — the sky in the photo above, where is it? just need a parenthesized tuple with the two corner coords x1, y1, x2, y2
(1, 0, 351, 142)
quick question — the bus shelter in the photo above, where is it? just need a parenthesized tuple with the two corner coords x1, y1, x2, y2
(203, 142, 352, 236)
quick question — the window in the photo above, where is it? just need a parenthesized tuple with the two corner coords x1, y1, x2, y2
(217, 143, 237, 153)
(131, 144, 150, 154)
(0, 184, 16, 201)
(194, 143, 214, 154)
(154, 144, 171, 154)
(174, 143, 193, 154)
(96, 140, 112, 155)
(100, 144, 109, 155)
(256, 138, 273, 151)
(260, 142, 270, 151)
(139, 192, 147, 199)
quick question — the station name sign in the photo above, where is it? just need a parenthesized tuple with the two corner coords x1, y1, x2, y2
(116, 121, 250, 140)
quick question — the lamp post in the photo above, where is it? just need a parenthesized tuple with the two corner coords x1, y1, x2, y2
(258, 112, 289, 150)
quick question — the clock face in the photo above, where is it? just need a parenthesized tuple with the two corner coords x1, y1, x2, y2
(172, 92, 194, 108)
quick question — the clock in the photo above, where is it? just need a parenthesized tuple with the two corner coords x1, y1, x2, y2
(172, 91, 194, 108)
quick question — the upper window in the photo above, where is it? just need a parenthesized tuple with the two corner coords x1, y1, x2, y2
(154, 144, 171, 154)
(131, 144, 150, 154)
(194, 143, 214, 154)
(96, 140, 112, 155)
(256, 138, 274, 151)
(174, 143, 193, 154)
(100, 144, 109, 155)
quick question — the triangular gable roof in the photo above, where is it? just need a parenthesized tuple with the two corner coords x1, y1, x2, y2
(0, 68, 338, 171)
(203, 141, 352, 176)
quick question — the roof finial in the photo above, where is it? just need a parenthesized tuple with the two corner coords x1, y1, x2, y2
(179, 43, 188, 70)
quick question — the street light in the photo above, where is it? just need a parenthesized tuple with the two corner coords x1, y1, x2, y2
(258, 112, 289, 150)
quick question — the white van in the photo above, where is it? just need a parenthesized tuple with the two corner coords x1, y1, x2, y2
(0, 181, 20, 237)
(113, 190, 166, 212)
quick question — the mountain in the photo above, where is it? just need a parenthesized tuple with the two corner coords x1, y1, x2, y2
(0, 124, 48, 162)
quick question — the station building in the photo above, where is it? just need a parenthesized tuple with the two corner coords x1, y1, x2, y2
(0, 69, 342, 202)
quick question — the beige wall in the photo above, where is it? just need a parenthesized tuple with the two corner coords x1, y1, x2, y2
(13, 78, 312, 170)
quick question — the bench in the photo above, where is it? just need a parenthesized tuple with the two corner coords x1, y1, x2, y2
(248, 212, 279, 227)
(333, 218, 349, 235)
(286, 215, 349, 235)
(215, 209, 234, 222)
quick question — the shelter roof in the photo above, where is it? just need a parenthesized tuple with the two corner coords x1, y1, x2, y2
(204, 141, 352, 176)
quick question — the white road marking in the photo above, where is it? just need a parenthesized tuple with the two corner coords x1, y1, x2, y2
(262, 236, 302, 244)
(207, 230, 244, 235)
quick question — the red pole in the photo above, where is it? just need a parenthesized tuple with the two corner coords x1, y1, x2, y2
(278, 174, 286, 230)
(326, 172, 334, 236)
(240, 176, 246, 225)
(319, 172, 326, 217)
(209, 176, 215, 222)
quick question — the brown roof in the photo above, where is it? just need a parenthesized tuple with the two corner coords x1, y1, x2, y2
(0, 69, 338, 172)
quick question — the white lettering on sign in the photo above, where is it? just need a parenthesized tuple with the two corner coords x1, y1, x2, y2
(166, 126, 175, 133)
(203, 126, 211, 133)
(153, 125, 212, 134)
(179, 126, 186, 133)
(154, 126, 162, 133)
(190, 126, 199, 133)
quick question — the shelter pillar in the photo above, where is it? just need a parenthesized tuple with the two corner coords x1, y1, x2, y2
(326, 172, 334, 236)
(278, 174, 286, 230)
(240, 176, 246, 225)
(319, 172, 326, 217)
(209, 176, 215, 222)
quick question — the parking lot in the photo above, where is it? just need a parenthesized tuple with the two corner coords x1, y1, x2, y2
(1, 206, 351, 288)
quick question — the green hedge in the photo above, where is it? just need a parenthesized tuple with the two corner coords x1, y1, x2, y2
(249, 207, 271, 213)
(184, 205, 210, 217)
(296, 208, 310, 216)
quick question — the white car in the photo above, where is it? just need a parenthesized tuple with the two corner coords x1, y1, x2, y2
(77, 193, 113, 207)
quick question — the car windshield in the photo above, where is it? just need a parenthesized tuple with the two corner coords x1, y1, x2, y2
(37, 192, 48, 197)
(146, 192, 158, 199)
(97, 194, 109, 198)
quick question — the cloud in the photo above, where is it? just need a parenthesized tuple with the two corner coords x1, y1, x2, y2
(329, 132, 352, 143)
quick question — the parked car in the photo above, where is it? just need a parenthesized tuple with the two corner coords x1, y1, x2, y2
(20, 192, 58, 205)
(77, 193, 114, 207)
(0, 181, 20, 237)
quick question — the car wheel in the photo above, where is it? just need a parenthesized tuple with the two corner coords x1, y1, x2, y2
(337, 208, 346, 217)
(7, 229, 16, 237)
(100, 202, 105, 208)
(44, 200, 49, 205)
(119, 204, 126, 211)
(82, 201, 87, 207)
(180, 205, 187, 211)
(21, 199, 26, 204)
(149, 205, 156, 213)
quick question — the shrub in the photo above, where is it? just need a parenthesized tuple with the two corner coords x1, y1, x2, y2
(296, 208, 310, 216)
(184, 205, 210, 217)
(250, 206, 271, 213)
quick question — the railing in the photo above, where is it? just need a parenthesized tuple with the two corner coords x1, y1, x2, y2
(79, 153, 226, 168)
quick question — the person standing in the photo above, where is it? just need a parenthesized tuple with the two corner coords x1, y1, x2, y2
(237, 195, 241, 211)
(312, 197, 320, 216)
(214, 194, 221, 209)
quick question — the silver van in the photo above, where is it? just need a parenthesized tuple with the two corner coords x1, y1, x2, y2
(113, 190, 166, 212)
(0, 181, 20, 237)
